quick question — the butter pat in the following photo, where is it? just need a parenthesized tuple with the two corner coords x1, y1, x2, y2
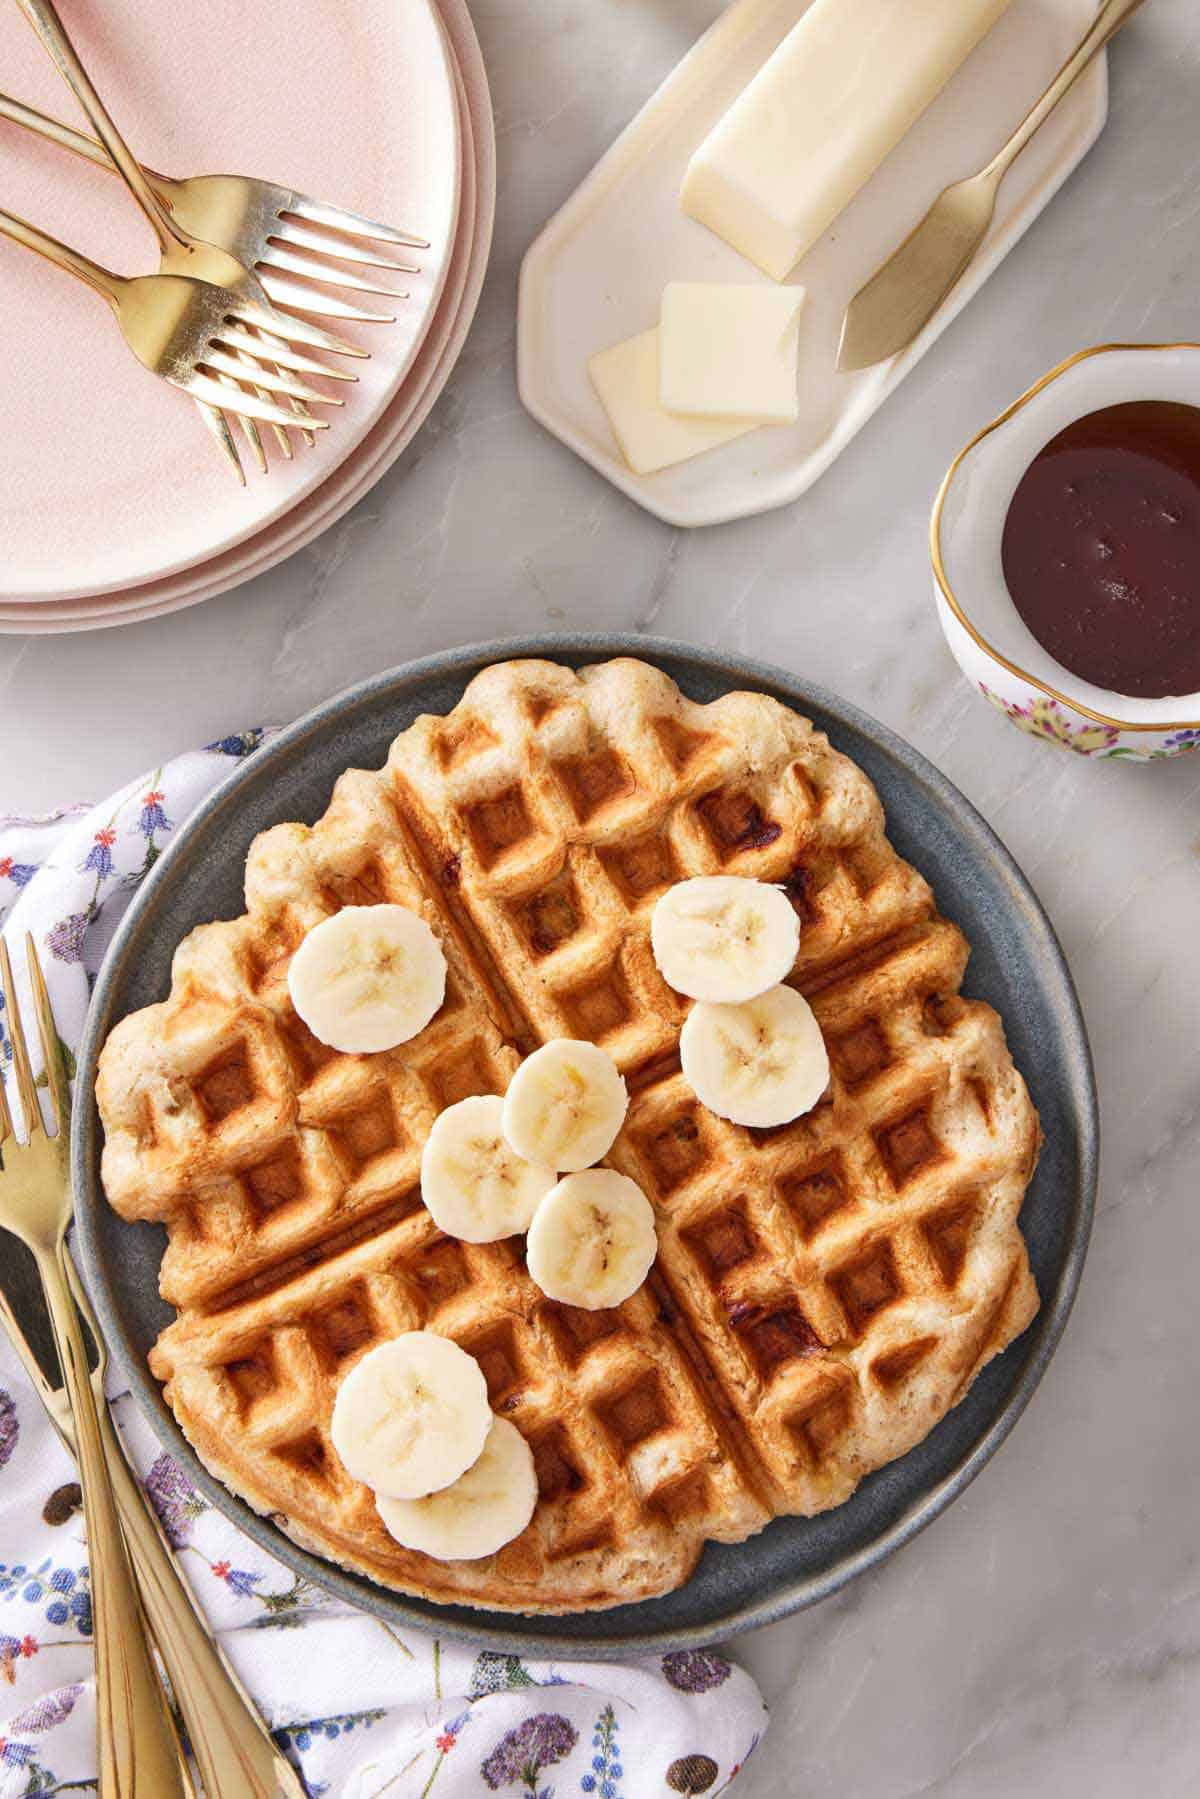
(588, 328, 758, 476)
(660, 282, 805, 422)
(681, 0, 1014, 281)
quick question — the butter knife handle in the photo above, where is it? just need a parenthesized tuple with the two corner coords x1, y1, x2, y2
(985, 0, 1148, 183)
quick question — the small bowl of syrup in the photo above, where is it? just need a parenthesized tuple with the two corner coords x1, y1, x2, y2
(932, 343, 1200, 760)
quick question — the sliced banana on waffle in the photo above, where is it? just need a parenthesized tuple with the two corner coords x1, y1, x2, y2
(375, 1416, 538, 1561)
(503, 1039, 628, 1172)
(330, 1333, 490, 1500)
(651, 875, 800, 1003)
(421, 1094, 556, 1242)
(288, 904, 446, 1054)
(680, 984, 829, 1129)
(526, 1169, 657, 1310)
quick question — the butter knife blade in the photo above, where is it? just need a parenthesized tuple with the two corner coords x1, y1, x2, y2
(837, 192, 986, 371)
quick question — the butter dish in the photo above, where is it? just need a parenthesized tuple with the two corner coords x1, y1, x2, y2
(518, 0, 1108, 528)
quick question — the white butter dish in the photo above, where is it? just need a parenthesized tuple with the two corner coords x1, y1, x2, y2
(518, 0, 1108, 528)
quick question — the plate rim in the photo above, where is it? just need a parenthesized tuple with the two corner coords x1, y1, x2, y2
(72, 633, 1098, 1658)
(0, 0, 495, 636)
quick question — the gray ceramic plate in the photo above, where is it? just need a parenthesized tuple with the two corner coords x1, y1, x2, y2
(73, 635, 1097, 1658)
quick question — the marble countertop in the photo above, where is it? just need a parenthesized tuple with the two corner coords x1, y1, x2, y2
(3, 2, 1199, 1791)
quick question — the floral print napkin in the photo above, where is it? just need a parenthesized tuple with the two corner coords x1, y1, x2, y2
(0, 736, 767, 1797)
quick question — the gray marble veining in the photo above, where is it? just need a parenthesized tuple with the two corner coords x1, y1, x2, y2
(3, 2, 1199, 1792)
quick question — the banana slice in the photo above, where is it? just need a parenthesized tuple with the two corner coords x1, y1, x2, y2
(421, 1095, 557, 1242)
(375, 1416, 538, 1562)
(525, 1169, 657, 1310)
(680, 984, 829, 1128)
(651, 875, 800, 1003)
(288, 904, 446, 1054)
(502, 1039, 628, 1172)
(330, 1333, 491, 1500)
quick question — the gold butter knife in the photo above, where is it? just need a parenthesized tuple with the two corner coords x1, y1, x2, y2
(837, 0, 1148, 372)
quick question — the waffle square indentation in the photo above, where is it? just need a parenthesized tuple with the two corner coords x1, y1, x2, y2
(681, 1199, 758, 1278)
(556, 749, 634, 822)
(463, 786, 536, 869)
(530, 1425, 588, 1502)
(828, 1019, 891, 1088)
(875, 1107, 945, 1187)
(540, 1303, 622, 1365)
(730, 1301, 823, 1378)
(777, 1159, 854, 1240)
(243, 1146, 305, 1219)
(461, 1322, 525, 1408)
(407, 1238, 470, 1313)
(785, 1370, 854, 1469)
(696, 788, 783, 858)
(594, 1369, 668, 1447)
(921, 1199, 978, 1288)
(630, 1105, 710, 1197)
(194, 1048, 255, 1123)
(598, 833, 681, 907)
(513, 875, 584, 957)
(326, 1097, 399, 1173)
(831, 1241, 902, 1335)
(560, 963, 635, 1044)
(312, 1290, 375, 1367)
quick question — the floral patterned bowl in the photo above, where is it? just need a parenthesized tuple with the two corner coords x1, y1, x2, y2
(931, 343, 1200, 760)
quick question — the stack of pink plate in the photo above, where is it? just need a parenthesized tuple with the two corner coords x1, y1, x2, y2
(0, 0, 494, 634)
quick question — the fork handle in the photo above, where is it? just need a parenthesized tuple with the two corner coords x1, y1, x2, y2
(0, 203, 125, 303)
(60, 1262, 306, 1799)
(35, 1243, 191, 1799)
(984, 0, 1149, 184)
(13, 0, 189, 254)
(0, 89, 175, 194)
(99, 1420, 305, 1799)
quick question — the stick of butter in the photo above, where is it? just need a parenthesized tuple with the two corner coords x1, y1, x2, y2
(681, 0, 1014, 281)
(660, 282, 805, 422)
(588, 328, 758, 476)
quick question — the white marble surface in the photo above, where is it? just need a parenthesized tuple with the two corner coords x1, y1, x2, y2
(3, 2, 1200, 1792)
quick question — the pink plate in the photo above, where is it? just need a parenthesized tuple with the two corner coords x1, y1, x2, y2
(0, 0, 494, 635)
(1, 0, 460, 603)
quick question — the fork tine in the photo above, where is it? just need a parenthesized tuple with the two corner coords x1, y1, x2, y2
(25, 937, 69, 1141)
(252, 327, 317, 450)
(257, 271, 395, 326)
(286, 196, 428, 249)
(203, 349, 343, 407)
(271, 219, 419, 273)
(258, 241, 408, 299)
(216, 370, 268, 474)
(215, 325, 358, 382)
(194, 399, 246, 485)
(0, 1028, 13, 1146)
(237, 338, 294, 459)
(0, 939, 39, 1139)
(229, 300, 371, 357)
(186, 373, 330, 431)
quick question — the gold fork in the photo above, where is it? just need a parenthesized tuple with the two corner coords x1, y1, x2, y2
(0, 937, 189, 1798)
(14, 0, 367, 477)
(0, 1234, 306, 1798)
(0, 97, 425, 320)
(0, 208, 360, 458)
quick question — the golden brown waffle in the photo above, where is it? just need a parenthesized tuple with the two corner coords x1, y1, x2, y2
(97, 658, 1040, 1612)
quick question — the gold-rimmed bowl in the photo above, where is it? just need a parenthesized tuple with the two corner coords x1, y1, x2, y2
(931, 343, 1200, 761)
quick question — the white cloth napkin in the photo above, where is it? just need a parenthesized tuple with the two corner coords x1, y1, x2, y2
(0, 736, 767, 1798)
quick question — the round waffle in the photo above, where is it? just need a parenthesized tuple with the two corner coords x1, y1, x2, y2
(96, 658, 1040, 1613)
